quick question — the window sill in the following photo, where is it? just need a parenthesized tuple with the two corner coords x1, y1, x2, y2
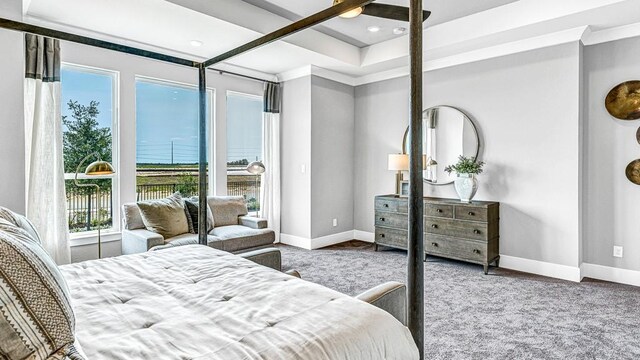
(69, 231, 121, 247)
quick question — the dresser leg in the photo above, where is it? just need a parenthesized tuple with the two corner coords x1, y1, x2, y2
(374, 244, 378, 252)
(483, 264, 489, 275)
(495, 258, 500, 268)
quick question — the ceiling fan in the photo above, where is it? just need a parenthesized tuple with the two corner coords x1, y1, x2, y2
(332, 0, 431, 22)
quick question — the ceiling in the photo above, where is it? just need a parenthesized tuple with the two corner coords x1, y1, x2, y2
(21, 0, 640, 82)
(241, 0, 520, 47)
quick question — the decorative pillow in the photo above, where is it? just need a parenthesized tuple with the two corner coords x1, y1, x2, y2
(0, 206, 42, 244)
(0, 220, 82, 360)
(137, 192, 189, 239)
(185, 197, 214, 233)
(207, 196, 248, 227)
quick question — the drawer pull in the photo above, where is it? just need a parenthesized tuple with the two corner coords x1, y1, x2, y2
(431, 224, 438, 229)
(379, 217, 385, 222)
(468, 211, 475, 216)
(380, 234, 385, 238)
(473, 229, 481, 234)
(473, 249, 481, 254)
(431, 242, 438, 247)
(436, 209, 443, 213)
(383, 204, 389, 208)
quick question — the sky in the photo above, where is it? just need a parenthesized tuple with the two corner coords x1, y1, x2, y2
(61, 67, 262, 165)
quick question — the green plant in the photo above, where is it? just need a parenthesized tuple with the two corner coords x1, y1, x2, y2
(444, 155, 485, 175)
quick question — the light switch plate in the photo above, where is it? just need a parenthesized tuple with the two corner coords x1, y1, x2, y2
(613, 246, 623, 258)
(332, 218, 338, 227)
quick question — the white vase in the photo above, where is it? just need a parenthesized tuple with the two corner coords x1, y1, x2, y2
(454, 173, 478, 203)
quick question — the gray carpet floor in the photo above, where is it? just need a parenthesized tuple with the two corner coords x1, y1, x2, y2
(277, 241, 640, 360)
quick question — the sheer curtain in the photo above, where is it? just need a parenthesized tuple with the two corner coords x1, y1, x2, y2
(24, 34, 71, 264)
(261, 82, 281, 241)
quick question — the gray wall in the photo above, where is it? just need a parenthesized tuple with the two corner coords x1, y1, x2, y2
(355, 43, 583, 267)
(281, 76, 312, 238)
(310, 76, 355, 238)
(0, 29, 25, 214)
(583, 36, 640, 271)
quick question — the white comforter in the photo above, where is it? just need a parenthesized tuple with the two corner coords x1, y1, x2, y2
(60, 245, 418, 360)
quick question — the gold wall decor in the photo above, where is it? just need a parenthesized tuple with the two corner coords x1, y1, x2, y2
(605, 81, 640, 120)
(636, 126, 640, 144)
(626, 159, 640, 185)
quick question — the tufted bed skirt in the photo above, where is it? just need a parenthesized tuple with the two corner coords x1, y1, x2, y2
(60, 245, 419, 359)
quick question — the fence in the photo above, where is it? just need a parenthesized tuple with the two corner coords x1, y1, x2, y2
(66, 177, 261, 232)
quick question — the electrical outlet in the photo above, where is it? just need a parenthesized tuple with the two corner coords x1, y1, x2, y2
(300, 164, 306, 174)
(613, 246, 623, 258)
(332, 218, 338, 227)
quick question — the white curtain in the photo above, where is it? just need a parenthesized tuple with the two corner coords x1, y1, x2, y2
(261, 83, 281, 241)
(24, 34, 71, 264)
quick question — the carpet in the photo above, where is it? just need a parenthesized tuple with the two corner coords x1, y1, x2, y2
(277, 241, 640, 360)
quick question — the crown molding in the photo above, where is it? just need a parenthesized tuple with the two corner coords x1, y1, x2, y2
(581, 21, 640, 45)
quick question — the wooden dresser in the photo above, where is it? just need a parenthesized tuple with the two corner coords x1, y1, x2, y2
(374, 195, 500, 274)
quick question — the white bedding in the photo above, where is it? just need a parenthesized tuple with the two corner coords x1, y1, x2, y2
(60, 245, 418, 360)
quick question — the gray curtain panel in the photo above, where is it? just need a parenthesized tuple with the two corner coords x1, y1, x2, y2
(263, 82, 281, 114)
(25, 33, 61, 82)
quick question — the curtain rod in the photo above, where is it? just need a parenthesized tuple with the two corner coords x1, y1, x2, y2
(209, 68, 278, 85)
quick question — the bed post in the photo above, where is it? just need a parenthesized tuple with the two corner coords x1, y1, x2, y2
(198, 63, 208, 246)
(407, 0, 424, 357)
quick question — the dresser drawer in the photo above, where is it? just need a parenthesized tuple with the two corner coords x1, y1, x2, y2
(375, 197, 408, 214)
(426, 235, 487, 263)
(425, 203, 453, 218)
(425, 217, 492, 241)
(454, 205, 488, 222)
(375, 227, 407, 249)
(375, 211, 408, 229)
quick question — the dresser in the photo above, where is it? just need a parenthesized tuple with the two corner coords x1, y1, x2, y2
(374, 195, 500, 274)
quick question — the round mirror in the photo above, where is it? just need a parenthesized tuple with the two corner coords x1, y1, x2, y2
(403, 106, 480, 185)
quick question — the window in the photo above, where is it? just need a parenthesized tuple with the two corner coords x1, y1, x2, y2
(226, 92, 263, 212)
(135, 78, 213, 201)
(61, 64, 118, 234)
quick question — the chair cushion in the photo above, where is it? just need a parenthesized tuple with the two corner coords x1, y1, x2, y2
(137, 193, 189, 239)
(0, 219, 82, 360)
(209, 225, 275, 252)
(122, 203, 145, 230)
(149, 234, 223, 251)
(207, 196, 248, 227)
(184, 197, 214, 233)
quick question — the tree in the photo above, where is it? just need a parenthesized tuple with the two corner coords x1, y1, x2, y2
(62, 100, 112, 173)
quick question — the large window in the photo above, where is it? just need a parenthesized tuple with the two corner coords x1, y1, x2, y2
(135, 78, 213, 201)
(226, 92, 263, 211)
(61, 64, 118, 234)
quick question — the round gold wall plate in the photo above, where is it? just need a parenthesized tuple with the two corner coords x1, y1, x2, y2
(605, 81, 640, 120)
(626, 159, 640, 185)
(637, 126, 640, 144)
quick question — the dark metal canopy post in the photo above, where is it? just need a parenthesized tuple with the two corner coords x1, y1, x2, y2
(408, 0, 424, 357)
(203, 0, 374, 67)
(197, 64, 208, 245)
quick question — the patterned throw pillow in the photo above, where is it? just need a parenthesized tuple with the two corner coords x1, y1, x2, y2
(0, 219, 82, 360)
(137, 192, 189, 239)
(185, 197, 214, 233)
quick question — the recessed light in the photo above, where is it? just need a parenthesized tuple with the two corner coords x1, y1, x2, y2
(190, 40, 203, 47)
(367, 26, 381, 33)
(393, 27, 406, 35)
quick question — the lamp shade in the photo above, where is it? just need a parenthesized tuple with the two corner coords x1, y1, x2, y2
(85, 160, 115, 176)
(388, 154, 409, 171)
(333, 0, 363, 18)
(246, 161, 266, 175)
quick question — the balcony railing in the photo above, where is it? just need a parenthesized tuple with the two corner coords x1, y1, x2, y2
(66, 177, 261, 232)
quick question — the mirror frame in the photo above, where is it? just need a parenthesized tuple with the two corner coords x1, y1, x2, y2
(402, 105, 480, 186)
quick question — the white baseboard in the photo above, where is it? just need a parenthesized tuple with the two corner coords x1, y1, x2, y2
(354, 230, 374, 243)
(311, 230, 356, 249)
(581, 263, 640, 287)
(280, 234, 313, 250)
(499, 255, 582, 282)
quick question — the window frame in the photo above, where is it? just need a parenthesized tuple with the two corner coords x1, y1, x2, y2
(134, 75, 216, 197)
(61, 62, 121, 239)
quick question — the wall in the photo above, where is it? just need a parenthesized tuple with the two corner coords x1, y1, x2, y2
(0, 29, 25, 214)
(281, 76, 312, 239)
(583, 36, 640, 272)
(310, 76, 355, 238)
(355, 43, 584, 273)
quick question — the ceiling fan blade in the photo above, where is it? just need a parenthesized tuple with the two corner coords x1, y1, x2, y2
(361, 3, 430, 22)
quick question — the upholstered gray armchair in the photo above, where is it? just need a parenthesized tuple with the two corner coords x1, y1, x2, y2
(122, 196, 275, 255)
